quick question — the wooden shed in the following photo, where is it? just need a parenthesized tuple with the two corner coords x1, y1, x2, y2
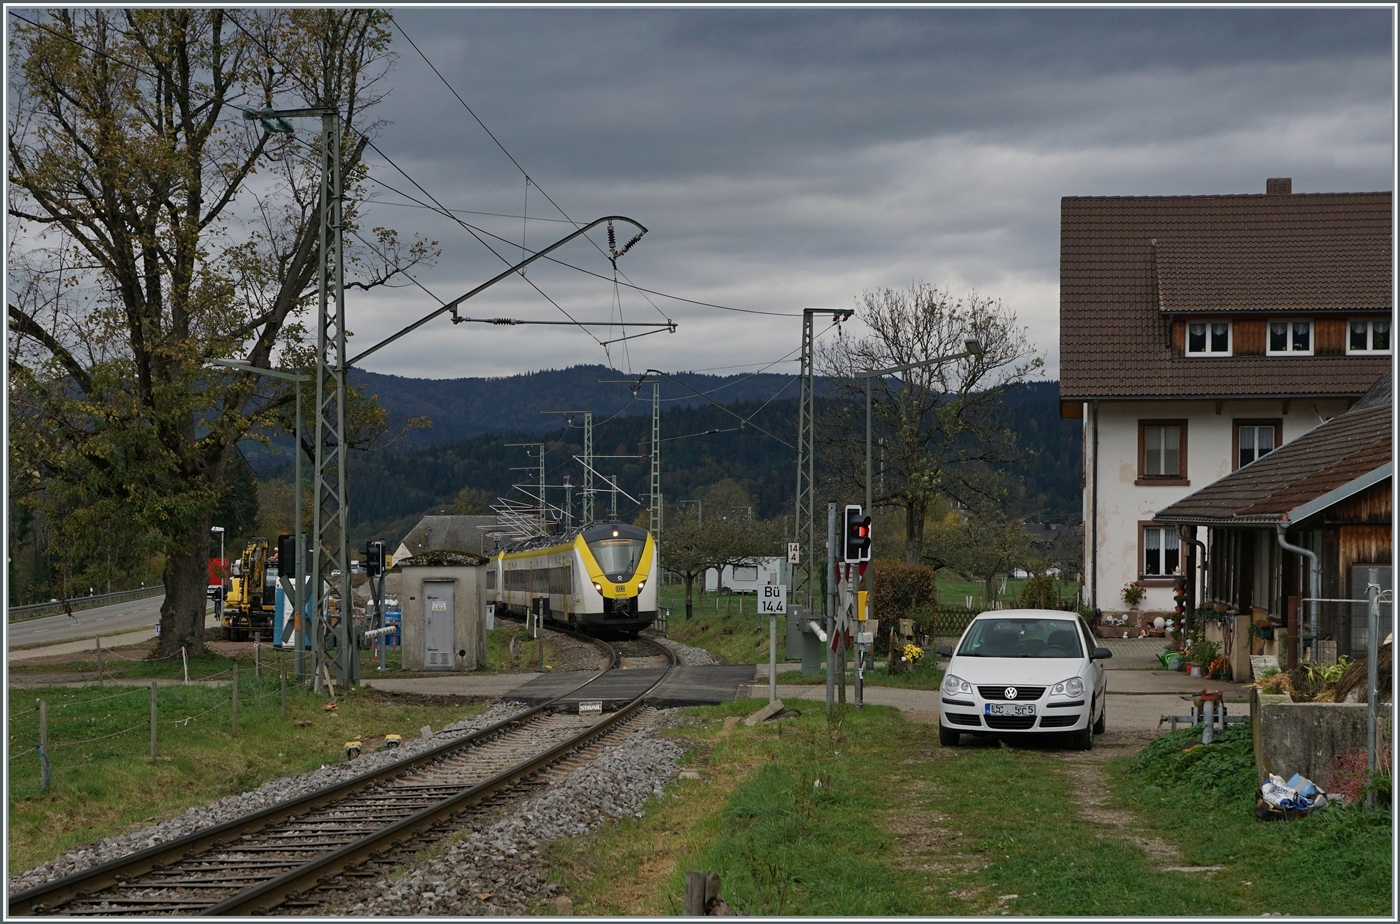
(396, 550, 489, 671)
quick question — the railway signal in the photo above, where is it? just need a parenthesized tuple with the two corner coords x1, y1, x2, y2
(843, 504, 871, 563)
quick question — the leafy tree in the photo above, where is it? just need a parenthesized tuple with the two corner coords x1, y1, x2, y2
(7, 10, 430, 654)
(661, 506, 782, 620)
(925, 510, 1035, 603)
(818, 282, 1041, 563)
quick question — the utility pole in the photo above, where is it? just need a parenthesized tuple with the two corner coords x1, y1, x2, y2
(506, 442, 543, 534)
(795, 309, 853, 615)
(610, 475, 619, 520)
(543, 410, 593, 525)
(599, 376, 663, 543)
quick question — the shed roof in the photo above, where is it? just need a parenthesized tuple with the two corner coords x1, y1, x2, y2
(396, 515, 502, 558)
(1060, 189, 1391, 400)
(1154, 373, 1391, 527)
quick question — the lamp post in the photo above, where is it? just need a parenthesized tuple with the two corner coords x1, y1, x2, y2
(210, 360, 311, 680)
(853, 338, 983, 701)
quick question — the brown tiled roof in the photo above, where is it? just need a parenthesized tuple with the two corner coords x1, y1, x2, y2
(1061, 191, 1392, 399)
(1154, 233, 1391, 314)
(1154, 374, 1391, 526)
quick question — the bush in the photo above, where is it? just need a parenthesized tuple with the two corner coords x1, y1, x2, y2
(1017, 573, 1065, 609)
(872, 559, 936, 623)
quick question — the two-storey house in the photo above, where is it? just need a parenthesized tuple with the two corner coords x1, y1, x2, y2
(1059, 178, 1391, 617)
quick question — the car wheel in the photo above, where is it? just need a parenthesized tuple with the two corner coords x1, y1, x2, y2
(939, 723, 960, 747)
(1093, 699, 1106, 735)
(1073, 723, 1094, 750)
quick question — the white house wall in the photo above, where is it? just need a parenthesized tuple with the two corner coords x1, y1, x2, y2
(1087, 398, 1351, 614)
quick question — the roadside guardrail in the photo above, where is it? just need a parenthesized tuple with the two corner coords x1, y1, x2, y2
(8, 586, 165, 623)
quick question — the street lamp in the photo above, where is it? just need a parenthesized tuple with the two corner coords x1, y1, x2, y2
(853, 338, 983, 702)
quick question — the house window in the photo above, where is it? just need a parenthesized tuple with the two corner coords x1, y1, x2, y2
(1142, 525, 1182, 578)
(1234, 419, 1281, 470)
(1348, 320, 1391, 354)
(1268, 320, 1313, 355)
(1137, 420, 1188, 484)
(1186, 321, 1231, 355)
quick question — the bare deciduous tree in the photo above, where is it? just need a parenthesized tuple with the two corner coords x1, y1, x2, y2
(818, 282, 1042, 563)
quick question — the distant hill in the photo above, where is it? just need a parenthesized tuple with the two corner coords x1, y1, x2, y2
(246, 373, 1081, 547)
(346, 364, 832, 446)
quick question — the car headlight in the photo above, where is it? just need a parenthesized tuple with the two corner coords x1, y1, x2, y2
(1049, 676, 1085, 697)
(941, 674, 973, 697)
(592, 582, 602, 594)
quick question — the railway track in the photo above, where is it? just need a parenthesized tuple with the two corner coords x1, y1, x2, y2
(9, 634, 677, 917)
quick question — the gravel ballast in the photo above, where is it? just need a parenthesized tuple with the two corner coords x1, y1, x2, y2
(329, 728, 686, 916)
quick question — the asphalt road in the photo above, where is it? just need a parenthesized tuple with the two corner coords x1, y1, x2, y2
(8, 595, 167, 648)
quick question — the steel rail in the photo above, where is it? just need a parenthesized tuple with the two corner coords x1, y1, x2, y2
(8, 646, 618, 917)
(202, 641, 676, 915)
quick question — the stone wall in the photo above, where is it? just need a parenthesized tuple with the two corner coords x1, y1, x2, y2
(1252, 691, 1392, 790)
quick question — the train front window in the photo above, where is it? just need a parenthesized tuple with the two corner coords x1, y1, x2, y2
(589, 538, 646, 578)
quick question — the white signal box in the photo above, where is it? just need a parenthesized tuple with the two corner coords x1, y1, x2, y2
(759, 583, 787, 615)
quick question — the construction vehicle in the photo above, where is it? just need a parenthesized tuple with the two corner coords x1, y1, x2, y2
(223, 537, 279, 641)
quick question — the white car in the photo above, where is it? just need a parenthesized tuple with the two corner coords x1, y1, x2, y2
(937, 609, 1111, 750)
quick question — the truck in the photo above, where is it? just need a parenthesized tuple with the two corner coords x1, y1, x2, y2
(223, 538, 279, 641)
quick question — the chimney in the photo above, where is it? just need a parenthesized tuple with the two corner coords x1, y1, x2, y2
(1266, 177, 1293, 195)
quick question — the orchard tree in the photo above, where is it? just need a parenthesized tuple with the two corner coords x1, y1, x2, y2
(662, 506, 781, 620)
(7, 10, 432, 655)
(818, 282, 1041, 563)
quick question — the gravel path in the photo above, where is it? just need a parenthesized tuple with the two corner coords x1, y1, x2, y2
(647, 634, 724, 666)
(7, 702, 532, 896)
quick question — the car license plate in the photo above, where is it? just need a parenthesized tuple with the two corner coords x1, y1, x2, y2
(986, 703, 1036, 717)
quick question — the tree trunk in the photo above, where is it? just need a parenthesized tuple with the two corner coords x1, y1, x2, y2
(159, 523, 210, 656)
(905, 498, 926, 564)
(684, 573, 696, 619)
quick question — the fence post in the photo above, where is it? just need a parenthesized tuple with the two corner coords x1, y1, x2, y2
(255, 640, 260, 679)
(683, 871, 722, 915)
(39, 699, 51, 792)
(182, 646, 189, 686)
(150, 681, 158, 760)
(96, 637, 104, 687)
(280, 660, 287, 720)
(231, 664, 239, 737)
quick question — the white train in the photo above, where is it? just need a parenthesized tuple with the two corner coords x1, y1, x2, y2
(487, 522, 658, 636)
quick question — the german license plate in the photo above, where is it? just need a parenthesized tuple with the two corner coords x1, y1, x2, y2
(986, 703, 1036, 717)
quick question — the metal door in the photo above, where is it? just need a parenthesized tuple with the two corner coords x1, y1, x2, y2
(424, 582, 455, 670)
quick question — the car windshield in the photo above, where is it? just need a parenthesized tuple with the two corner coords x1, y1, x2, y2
(588, 538, 646, 578)
(956, 618, 1083, 658)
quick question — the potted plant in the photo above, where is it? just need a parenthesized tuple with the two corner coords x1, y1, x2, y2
(1121, 582, 1146, 609)
(1189, 639, 1219, 678)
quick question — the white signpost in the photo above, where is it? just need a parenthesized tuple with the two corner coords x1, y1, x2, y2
(787, 542, 800, 565)
(762, 584, 787, 703)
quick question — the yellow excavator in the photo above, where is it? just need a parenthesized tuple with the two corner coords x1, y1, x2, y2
(223, 537, 279, 641)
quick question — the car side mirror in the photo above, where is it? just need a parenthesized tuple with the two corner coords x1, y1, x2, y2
(937, 644, 953, 657)
(1092, 647, 1113, 660)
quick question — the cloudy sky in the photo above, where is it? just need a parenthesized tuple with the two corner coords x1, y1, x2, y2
(346, 6, 1394, 384)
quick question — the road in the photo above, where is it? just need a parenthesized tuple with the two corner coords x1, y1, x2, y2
(8, 595, 168, 648)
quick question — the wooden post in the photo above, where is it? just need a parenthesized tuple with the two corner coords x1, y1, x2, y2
(280, 660, 287, 720)
(181, 646, 189, 685)
(683, 871, 722, 916)
(1286, 595, 1299, 669)
(95, 636, 104, 686)
(231, 664, 239, 736)
(150, 681, 158, 760)
(39, 699, 50, 792)
(254, 640, 260, 679)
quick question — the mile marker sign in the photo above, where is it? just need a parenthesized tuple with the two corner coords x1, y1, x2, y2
(759, 584, 787, 615)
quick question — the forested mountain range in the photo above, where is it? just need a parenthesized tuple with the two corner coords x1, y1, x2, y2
(247, 368, 1081, 548)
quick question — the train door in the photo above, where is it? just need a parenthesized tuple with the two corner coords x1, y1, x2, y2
(423, 581, 455, 670)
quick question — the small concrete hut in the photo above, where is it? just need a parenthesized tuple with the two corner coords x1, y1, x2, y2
(396, 550, 489, 671)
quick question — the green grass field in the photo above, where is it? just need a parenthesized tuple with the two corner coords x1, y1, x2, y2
(548, 701, 1391, 916)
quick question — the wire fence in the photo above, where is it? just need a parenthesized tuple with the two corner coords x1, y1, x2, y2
(7, 669, 303, 787)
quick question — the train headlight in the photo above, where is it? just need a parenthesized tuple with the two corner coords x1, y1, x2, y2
(637, 580, 646, 592)
(592, 582, 602, 594)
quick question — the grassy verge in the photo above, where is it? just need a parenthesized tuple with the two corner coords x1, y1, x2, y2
(485, 623, 561, 671)
(1115, 723, 1392, 916)
(547, 700, 1390, 916)
(6, 681, 483, 875)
